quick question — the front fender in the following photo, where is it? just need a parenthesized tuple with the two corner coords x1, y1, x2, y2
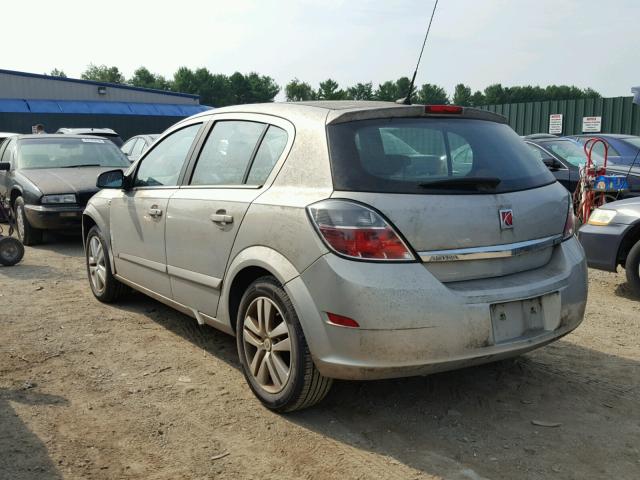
(83, 199, 115, 272)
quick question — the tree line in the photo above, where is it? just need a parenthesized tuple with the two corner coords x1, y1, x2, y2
(49, 64, 602, 107)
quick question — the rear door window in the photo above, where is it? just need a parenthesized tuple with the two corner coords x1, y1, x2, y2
(190, 121, 266, 186)
(328, 118, 556, 194)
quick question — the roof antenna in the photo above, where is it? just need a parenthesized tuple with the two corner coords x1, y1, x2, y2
(396, 0, 439, 105)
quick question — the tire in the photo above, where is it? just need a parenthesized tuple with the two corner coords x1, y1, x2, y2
(0, 236, 24, 266)
(14, 197, 42, 246)
(625, 240, 640, 296)
(236, 276, 332, 412)
(85, 225, 126, 303)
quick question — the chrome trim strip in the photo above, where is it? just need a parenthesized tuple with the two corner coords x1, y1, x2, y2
(118, 253, 167, 273)
(419, 234, 562, 263)
(167, 264, 222, 289)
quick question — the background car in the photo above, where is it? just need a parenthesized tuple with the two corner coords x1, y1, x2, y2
(82, 102, 586, 412)
(121, 134, 159, 162)
(568, 134, 640, 167)
(0, 134, 130, 245)
(579, 198, 640, 295)
(0, 132, 18, 147)
(524, 135, 640, 198)
(56, 127, 124, 147)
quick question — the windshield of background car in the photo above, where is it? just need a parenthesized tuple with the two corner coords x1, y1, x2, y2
(623, 137, 640, 149)
(327, 117, 555, 194)
(542, 139, 603, 167)
(17, 138, 131, 169)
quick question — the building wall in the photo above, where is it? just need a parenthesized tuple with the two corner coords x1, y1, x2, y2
(0, 71, 198, 105)
(479, 96, 640, 136)
(0, 113, 185, 140)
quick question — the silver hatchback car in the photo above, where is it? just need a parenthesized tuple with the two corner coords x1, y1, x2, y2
(83, 101, 588, 411)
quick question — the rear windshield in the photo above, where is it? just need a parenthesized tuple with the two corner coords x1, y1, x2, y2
(17, 137, 131, 169)
(328, 118, 556, 194)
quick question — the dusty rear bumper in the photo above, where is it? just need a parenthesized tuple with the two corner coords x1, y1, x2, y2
(286, 237, 587, 381)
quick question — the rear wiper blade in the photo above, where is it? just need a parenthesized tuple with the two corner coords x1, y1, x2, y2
(418, 176, 502, 189)
(61, 164, 101, 168)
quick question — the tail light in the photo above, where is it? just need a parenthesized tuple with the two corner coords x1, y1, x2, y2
(307, 199, 415, 261)
(563, 196, 576, 240)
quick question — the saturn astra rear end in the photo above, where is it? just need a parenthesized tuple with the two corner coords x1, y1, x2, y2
(84, 101, 588, 411)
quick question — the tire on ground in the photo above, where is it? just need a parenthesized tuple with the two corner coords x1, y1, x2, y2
(625, 239, 640, 296)
(236, 276, 332, 412)
(14, 197, 42, 246)
(85, 225, 126, 303)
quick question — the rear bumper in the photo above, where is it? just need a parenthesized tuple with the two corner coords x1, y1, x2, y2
(287, 236, 588, 380)
(577, 223, 629, 272)
(24, 204, 83, 230)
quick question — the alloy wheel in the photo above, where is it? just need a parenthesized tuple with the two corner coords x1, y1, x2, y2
(88, 236, 107, 294)
(16, 205, 25, 240)
(242, 296, 292, 394)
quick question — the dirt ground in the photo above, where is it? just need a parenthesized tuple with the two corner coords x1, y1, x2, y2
(1, 234, 639, 480)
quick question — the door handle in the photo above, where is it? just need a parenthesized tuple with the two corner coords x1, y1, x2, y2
(148, 207, 162, 218)
(210, 212, 233, 225)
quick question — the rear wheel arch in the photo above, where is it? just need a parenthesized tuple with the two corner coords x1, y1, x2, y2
(222, 247, 301, 334)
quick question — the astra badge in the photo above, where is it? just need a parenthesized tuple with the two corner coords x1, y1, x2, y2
(499, 209, 514, 229)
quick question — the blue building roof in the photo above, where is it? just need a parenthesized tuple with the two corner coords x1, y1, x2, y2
(0, 68, 200, 100)
(0, 98, 211, 117)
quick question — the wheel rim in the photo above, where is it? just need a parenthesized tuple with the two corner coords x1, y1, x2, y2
(16, 205, 25, 240)
(88, 236, 107, 294)
(242, 296, 292, 394)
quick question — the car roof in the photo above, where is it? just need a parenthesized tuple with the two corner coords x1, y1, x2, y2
(16, 133, 117, 141)
(57, 127, 119, 136)
(186, 100, 507, 126)
(572, 133, 635, 139)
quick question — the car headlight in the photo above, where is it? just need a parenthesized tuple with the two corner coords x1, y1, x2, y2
(587, 208, 617, 226)
(41, 194, 77, 204)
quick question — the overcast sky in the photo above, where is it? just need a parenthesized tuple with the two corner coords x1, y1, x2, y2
(2, 0, 638, 99)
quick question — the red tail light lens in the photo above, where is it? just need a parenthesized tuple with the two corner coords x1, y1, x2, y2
(425, 105, 463, 114)
(563, 196, 576, 240)
(326, 312, 360, 328)
(307, 199, 415, 261)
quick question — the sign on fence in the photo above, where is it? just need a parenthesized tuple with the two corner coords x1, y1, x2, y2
(549, 114, 563, 134)
(582, 116, 602, 133)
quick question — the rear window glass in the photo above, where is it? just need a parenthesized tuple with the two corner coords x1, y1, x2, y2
(328, 118, 556, 194)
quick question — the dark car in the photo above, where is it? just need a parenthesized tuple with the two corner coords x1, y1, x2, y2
(0, 134, 130, 245)
(524, 136, 640, 198)
(579, 198, 640, 295)
(568, 134, 640, 167)
(121, 134, 159, 162)
(56, 128, 124, 147)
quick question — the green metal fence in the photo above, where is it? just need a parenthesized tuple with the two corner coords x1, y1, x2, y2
(479, 96, 640, 136)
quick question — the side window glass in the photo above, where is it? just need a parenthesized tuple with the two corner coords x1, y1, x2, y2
(246, 126, 288, 185)
(134, 124, 201, 187)
(121, 138, 135, 155)
(527, 144, 546, 161)
(190, 121, 265, 186)
(2, 139, 16, 166)
(131, 138, 146, 157)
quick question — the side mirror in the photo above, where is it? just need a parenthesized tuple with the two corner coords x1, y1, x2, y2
(0, 162, 10, 172)
(542, 158, 561, 170)
(97, 169, 125, 189)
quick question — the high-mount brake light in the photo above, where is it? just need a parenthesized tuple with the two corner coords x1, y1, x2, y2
(424, 105, 463, 114)
(307, 199, 415, 261)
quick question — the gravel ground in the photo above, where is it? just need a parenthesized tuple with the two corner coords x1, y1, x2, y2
(1, 235, 639, 480)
